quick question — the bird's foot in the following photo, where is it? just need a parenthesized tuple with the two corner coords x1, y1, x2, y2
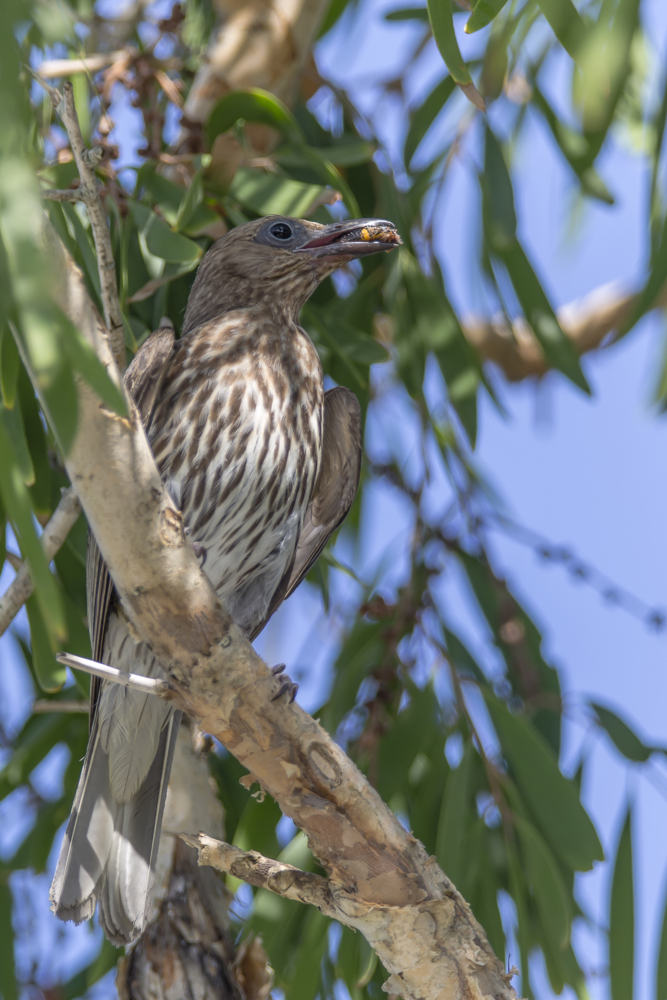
(183, 527, 207, 566)
(270, 663, 298, 703)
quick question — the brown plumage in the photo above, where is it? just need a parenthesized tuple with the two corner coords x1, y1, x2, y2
(50, 214, 401, 944)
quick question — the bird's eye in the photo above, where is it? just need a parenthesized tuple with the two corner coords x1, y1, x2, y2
(270, 222, 293, 240)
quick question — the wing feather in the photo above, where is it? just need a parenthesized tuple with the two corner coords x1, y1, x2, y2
(87, 325, 175, 727)
(250, 386, 362, 639)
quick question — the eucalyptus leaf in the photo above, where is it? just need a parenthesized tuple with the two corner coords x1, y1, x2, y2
(485, 693, 603, 871)
(610, 806, 635, 1000)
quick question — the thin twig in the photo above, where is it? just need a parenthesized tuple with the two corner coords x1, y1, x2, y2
(0, 487, 81, 638)
(31, 71, 126, 371)
(33, 700, 89, 713)
(37, 51, 126, 78)
(180, 834, 336, 910)
(56, 651, 172, 696)
(41, 188, 86, 203)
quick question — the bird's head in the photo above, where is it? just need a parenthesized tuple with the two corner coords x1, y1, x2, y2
(183, 215, 402, 333)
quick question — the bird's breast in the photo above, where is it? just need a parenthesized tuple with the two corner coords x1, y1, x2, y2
(149, 325, 323, 633)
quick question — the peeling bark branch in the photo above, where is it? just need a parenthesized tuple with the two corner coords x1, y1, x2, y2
(177, 0, 331, 154)
(181, 834, 348, 912)
(0, 487, 81, 638)
(459, 281, 667, 382)
(36, 225, 519, 1000)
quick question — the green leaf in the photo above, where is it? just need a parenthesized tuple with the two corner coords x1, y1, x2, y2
(436, 742, 474, 886)
(174, 169, 204, 232)
(129, 201, 203, 264)
(625, 208, 667, 334)
(58, 311, 129, 419)
(0, 323, 20, 408)
(466, 0, 510, 34)
(531, 84, 614, 202)
(0, 418, 65, 642)
(0, 403, 34, 484)
(501, 243, 591, 393)
(427, 0, 485, 110)
(482, 127, 517, 248)
(655, 873, 667, 1000)
(25, 593, 66, 691)
(514, 815, 571, 952)
(535, 0, 588, 63)
(385, 6, 430, 21)
(207, 88, 304, 149)
(287, 908, 328, 1000)
(59, 939, 121, 997)
(610, 806, 635, 1000)
(485, 694, 603, 871)
(405, 75, 457, 166)
(0, 876, 16, 1000)
(228, 168, 329, 218)
(590, 703, 652, 763)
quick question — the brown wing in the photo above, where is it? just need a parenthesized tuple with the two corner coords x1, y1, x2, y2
(87, 325, 175, 726)
(250, 386, 362, 640)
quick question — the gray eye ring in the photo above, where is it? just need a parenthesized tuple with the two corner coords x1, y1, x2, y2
(269, 222, 293, 240)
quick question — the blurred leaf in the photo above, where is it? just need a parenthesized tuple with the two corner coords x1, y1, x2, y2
(443, 626, 488, 685)
(25, 593, 66, 691)
(378, 683, 439, 801)
(536, 0, 587, 63)
(287, 908, 328, 1000)
(514, 815, 571, 952)
(129, 201, 203, 264)
(229, 168, 329, 218)
(0, 417, 65, 642)
(386, 6, 429, 21)
(405, 75, 456, 166)
(0, 712, 73, 801)
(625, 207, 667, 334)
(0, 403, 34, 485)
(17, 369, 52, 518)
(58, 310, 129, 419)
(0, 875, 16, 1000)
(466, 0, 509, 33)
(485, 694, 603, 871)
(575, 0, 640, 137)
(0, 323, 20, 408)
(174, 168, 204, 232)
(436, 741, 474, 885)
(60, 939, 121, 996)
(610, 805, 635, 1000)
(591, 702, 652, 763)
(532, 83, 614, 202)
(427, 0, 485, 108)
(208, 88, 303, 148)
(656, 873, 667, 1000)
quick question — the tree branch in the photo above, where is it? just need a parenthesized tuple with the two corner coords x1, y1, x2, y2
(460, 281, 667, 382)
(176, 0, 331, 156)
(0, 487, 81, 638)
(34, 222, 519, 1000)
(34, 74, 126, 371)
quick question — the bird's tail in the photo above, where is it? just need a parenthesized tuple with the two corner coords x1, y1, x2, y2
(50, 709, 181, 945)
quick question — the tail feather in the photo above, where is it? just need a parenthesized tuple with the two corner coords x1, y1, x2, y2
(98, 710, 181, 944)
(50, 724, 119, 922)
(50, 709, 182, 944)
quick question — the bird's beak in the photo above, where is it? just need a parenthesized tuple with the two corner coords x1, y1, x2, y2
(295, 219, 402, 259)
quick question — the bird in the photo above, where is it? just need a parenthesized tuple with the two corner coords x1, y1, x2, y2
(50, 213, 401, 945)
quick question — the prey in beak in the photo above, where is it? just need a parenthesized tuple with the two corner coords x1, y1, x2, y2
(295, 218, 402, 259)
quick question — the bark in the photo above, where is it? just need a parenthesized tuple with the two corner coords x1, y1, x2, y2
(34, 221, 520, 1000)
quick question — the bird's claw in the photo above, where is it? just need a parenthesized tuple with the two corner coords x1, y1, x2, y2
(270, 664, 298, 703)
(192, 542, 207, 566)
